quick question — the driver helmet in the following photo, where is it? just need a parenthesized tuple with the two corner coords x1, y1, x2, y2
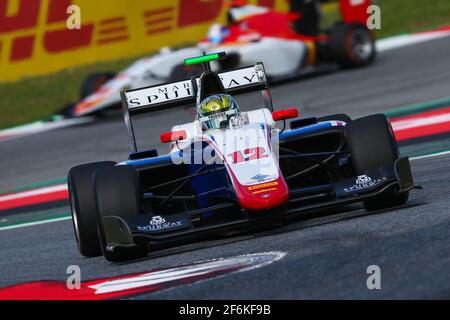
(197, 94, 240, 130)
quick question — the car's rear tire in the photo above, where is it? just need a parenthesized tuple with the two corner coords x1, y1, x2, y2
(329, 23, 376, 68)
(68, 161, 116, 257)
(80, 72, 115, 100)
(94, 166, 147, 262)
(345, 114, 409, 211)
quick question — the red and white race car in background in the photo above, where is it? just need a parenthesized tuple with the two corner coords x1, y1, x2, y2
(66, 0, 375, 118)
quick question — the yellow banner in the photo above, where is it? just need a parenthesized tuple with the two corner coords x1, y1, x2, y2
(0, 0, 288, 82)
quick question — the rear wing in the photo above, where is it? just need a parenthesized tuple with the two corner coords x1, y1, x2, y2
(121, 63, 273, 152)
(122, 63, 270, 115)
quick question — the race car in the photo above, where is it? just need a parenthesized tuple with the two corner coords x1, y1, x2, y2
(65, 0, 376, 118)
(68, 52, 414, 262)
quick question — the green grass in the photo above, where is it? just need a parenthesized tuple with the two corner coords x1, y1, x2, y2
(322, 0, 450, 38)
(0, 56, 137, 129)
(1, 0, 449, 129)
(373, 0, 450, 38)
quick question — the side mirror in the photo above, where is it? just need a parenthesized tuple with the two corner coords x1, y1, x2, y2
(272, 108, 299, 121)
(160, 130, 187, 143)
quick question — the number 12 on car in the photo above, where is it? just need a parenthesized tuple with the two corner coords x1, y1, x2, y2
(228, 147, 269, 164)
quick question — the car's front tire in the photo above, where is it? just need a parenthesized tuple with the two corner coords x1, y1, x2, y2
(345, 114, 409, 211)
(94, 166, 147, 262)
(68, 161, 116, 257)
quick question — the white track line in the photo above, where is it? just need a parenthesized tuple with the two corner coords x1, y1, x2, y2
(410, 150, 450, 161)
(376, 29, 450, 52)
(0, 216, 71, 231)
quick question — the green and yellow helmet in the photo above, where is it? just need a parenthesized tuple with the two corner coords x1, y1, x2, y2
(197, 94, 240, 130)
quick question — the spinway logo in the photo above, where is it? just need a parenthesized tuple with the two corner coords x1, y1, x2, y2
(136, 215, 188, 233)
(356, 175, 372, 184)
(344, 174, 386, 193)
(149, 215, 165, 226)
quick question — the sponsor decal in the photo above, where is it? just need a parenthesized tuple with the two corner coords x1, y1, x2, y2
(126, 66, 260, 108)
(149, 215, 166, 225)
(136, 215, 190, 233)
(344, 175, 386, 193)
(250, 174, 270, 183)
(228, 147, 269, 164)
(248, 181, 278, 191)
(356, 174, 372, 184)
(252, 188, 278, 195)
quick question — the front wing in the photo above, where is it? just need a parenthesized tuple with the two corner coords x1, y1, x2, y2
(101, 157, 414, 254)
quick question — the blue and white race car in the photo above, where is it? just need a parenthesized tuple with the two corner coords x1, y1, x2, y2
(68, 52, 413, 262)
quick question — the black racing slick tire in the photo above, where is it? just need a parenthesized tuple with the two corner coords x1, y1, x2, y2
(329, 23, 376, 68)
(68, 161, 116, 257)
(345, 114, 409, 211)
(94, 166, 147, 262)
(80, 72, 115, 100)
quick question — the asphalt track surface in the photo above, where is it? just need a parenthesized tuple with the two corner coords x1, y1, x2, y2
(1, 36, 450, 299)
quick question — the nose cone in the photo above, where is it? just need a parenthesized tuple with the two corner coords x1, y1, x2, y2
(234, 177, 289, 211)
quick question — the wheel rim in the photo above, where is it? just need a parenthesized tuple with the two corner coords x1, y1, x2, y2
(351, 29, 373, 61)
